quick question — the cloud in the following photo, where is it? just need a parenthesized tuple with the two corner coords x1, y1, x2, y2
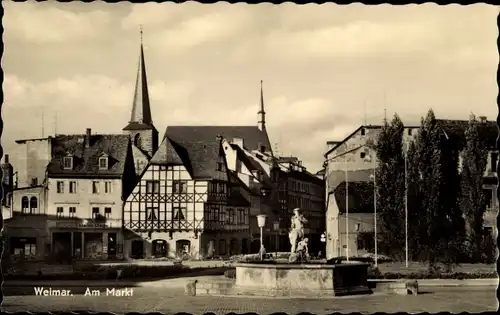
(4, 2, 111, 44)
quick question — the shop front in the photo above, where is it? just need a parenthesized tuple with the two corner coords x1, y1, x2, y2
(48, 220, 123, 260)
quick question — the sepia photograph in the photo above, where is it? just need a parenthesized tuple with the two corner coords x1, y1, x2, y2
(0, 1, 498, 314)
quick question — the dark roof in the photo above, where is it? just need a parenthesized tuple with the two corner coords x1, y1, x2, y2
(227, 189, 251, 207)
(327, 169, 373, 194)
(123, 122, 157, 131)
(15, 137, 51, 144)
(334, 181, 375, 214)
(150, 126, 270, 180)
(435, 119, 497, 149)
(164, 126, 271, 152)
(47, 134, 131, 178)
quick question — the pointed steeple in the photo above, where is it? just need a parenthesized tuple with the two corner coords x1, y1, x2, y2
(128, 26, 152, 126)
(258, 80, 266, 131)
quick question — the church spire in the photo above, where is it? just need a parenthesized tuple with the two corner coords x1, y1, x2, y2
(128, 25, 152, 126)
(258, 80, 266, 131)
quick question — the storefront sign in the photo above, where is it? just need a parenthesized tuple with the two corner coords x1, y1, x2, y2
(55, 222, 108, 229)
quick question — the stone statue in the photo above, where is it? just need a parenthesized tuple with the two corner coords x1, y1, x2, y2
(289, 208, 308, 254)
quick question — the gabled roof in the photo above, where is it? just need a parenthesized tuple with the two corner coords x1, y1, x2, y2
(149, 126, 271, 180)
(47, 134, 131, 178)
(324, 119, 497, 158)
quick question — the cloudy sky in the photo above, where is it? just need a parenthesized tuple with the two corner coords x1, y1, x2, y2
(2, 2, 498, 172)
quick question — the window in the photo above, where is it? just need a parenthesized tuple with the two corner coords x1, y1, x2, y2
(216, 161, 224, 171)
(63, 156, 73, 169)
(218, 239, 227, 256)
(227, 208, 235, 224)
(57, 181, 64, 194)
(56, 207, 64, 218)
(360, 128, 366, 136)
(29, 197, 38, 214)
(134, 134, 141, 147)
(31, 178, 38, 186)
(104, 181, 112, 194)
(172, 180, 187, 194)
(105, 207, 112, 219)
(92, 207, 100, 219)
(217, 183, 226, 194)
(491, 152, 498, 172)
(360, 152, 366, 159)
(483, 189, 493, 209)
(69, 181, 77, 194)
(145, 180, 160, 194)
(147, 207, 158, 221)
(99, 157, 108, 170)
(69, 207, 76, 218)
(235, 159, 242, 173)
(24, 243, 36, 258)
(173, 206, 186, 221)
(408, 128, 413, 136)
(92, 181, 100, 194)
(354, 223, 360, 232)
(21, 196, 29, 214)
(238, 209, 245, 224)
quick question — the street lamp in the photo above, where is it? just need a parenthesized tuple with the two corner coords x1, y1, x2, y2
(257, 214, 267, 260)
(404, 141, 409, 268)
(273, 221, 280, 258)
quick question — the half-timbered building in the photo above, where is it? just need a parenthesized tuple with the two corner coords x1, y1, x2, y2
(122, 126, 271, 259)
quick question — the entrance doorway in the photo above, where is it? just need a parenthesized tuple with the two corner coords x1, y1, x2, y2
(152, 239, 167, 257)
(52, 232, 72, 263)
(176, 240, 191, 259)
(241, 238, 249, 254)
(83, 233, 103, 259)
(107, 233, 117, 259)
(131, 240, 144, 259)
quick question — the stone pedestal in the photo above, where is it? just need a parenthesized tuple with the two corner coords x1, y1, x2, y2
(233, 262, 371, 297)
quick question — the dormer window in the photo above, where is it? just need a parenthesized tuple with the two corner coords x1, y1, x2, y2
(99, 155, 108, 170)
(63, 155, 73, 170)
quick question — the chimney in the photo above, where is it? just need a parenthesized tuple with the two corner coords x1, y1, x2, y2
(232, 137, 244, 148)
(86, 128, 91, 148)
(479, 116, 487, 123)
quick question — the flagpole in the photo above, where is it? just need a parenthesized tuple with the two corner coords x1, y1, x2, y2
(405, 142, 409, 268)
(345, 155, 349, 262)
(373, 159, 378, 267)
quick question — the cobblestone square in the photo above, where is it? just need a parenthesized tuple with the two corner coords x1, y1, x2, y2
(2, 286, 497, 314)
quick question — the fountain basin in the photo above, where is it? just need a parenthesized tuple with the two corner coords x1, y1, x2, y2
(232, 262, 372, 297)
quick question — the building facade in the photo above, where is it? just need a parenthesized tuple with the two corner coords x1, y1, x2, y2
(323, 119, 498, 260)
(45, 130, 136, 261)
(123, 132, 254, 259)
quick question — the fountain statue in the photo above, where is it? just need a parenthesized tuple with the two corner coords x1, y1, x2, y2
(289, 208, 309, 263)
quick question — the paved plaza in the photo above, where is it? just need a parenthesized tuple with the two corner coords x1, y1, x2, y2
(1, 285, 497, 314)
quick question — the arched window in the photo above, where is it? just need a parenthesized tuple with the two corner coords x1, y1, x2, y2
(134, 134, 142, 147)
(21, 196, 29, 214)
(30, 197, 38, 214)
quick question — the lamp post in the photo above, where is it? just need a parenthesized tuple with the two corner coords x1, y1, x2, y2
(345, 154, 349, 262)
(257, 214, 267, 260)
(273, 221, 280, 258)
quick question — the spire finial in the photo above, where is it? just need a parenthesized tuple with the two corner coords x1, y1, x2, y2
(140, 25, 143, 44)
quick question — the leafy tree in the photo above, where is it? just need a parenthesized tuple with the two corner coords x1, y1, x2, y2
(406, 140, 425, 261)
(459, 115, 487, 262)
(375, 114, 406, 259)
(413, 109, 443, 265)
